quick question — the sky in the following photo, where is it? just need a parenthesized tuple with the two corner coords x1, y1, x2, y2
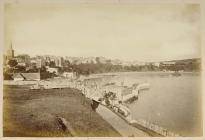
(4, 3, 201, 62)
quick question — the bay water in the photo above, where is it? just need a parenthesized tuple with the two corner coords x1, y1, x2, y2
(92, 72, 202, 136)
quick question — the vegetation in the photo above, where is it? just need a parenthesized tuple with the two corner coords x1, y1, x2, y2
(40, 67, 57, 79)
(3, 72, 13, 80)
(66, 60, 201, 76)
(3, 57, 201, 80)
(4, 86, 121, 137)
(8, 59, 18, 67)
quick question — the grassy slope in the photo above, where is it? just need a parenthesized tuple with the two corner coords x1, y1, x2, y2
(3, 85, 120, 137)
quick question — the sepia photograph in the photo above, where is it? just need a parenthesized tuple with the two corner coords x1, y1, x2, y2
(2, 0, 203, 138)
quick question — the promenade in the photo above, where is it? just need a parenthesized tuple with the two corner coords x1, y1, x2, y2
(96, 104, 149, 137)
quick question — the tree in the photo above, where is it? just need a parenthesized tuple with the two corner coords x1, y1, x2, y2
(15, 65, 26, 73)
(96, 57, 101, 64)
(40, 66, 47, 72)
(8, 59, 18, 67)
(26, 66, 38, 73)
(3, 72, 13, 80)
(40, 71, 51, 79)
(64, 60, 71, 67)
(49, 61, 56, 68)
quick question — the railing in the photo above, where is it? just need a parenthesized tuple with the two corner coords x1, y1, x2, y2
(130, 119, 180, 137)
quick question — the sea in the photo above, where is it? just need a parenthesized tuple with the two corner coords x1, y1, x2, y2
(90, 71, 202, 136)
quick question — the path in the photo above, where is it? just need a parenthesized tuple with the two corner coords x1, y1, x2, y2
(96, 104, 149, 137)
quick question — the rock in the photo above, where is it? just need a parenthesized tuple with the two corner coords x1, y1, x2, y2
(56, 116, 77, 136)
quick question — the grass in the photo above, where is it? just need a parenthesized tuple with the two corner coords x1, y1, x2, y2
(3, 85, 121, 137)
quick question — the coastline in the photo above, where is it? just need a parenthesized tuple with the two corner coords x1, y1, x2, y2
(98, 102, 179, 137)
(90, 71, 201, 77)
(97, 103, 161, 137)
(96, 104, 149, 137)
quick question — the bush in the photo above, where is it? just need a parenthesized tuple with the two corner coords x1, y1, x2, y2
(3, 72, 13, 80)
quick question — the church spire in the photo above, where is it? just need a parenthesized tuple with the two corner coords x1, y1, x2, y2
(10, 42, 13, 50)
(7, 42, 14, 58)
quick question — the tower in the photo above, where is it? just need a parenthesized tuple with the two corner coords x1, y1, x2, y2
(7, 43, 14, 59)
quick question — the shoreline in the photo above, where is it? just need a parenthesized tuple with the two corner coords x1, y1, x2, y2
(90, 71, 200, 76)
(98, 103, 161, 137)
(99, 102, 179, 137)
(96, 104, 149, 137)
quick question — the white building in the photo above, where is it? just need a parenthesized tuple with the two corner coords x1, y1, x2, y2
(17, 62, 26, 67)
(46, 67, 59, 74)
(13, 73, 24, 81)
(62, 72, 76, 79)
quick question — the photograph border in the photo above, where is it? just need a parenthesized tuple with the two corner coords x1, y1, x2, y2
(0, 0, 204, 140)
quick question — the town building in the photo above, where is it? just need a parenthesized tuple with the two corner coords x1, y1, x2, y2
(160, 61, 176, 67)
(46, 66, 59, 74)
(55, 57, 64, 67)
(17, 62, 26, 67)
(62, 72, 76, 79)
(36, 58, 45, 68)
